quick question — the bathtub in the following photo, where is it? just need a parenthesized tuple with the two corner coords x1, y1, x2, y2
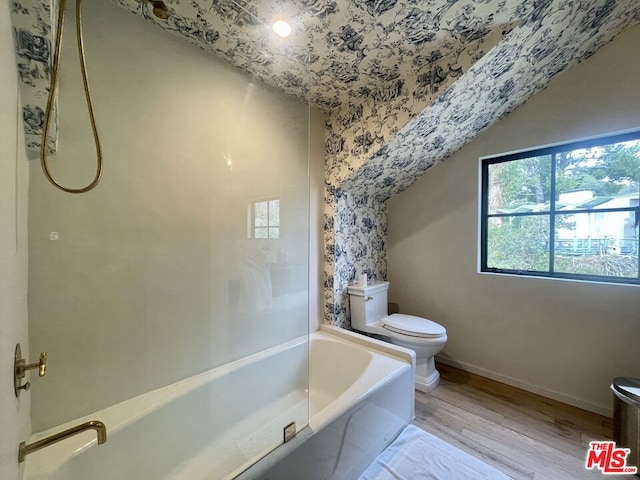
(23, 325, 415, 480)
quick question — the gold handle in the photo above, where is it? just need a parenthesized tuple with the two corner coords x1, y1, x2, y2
(40, 353, 47, 376)
(24, 352, 47, 377)
(14, 344, 47, 397)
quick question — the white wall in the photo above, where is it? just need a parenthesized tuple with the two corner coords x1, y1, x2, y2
(28, 0, 318, 431)
(0, 0, 31, 477)
(388, 25, 640, 416)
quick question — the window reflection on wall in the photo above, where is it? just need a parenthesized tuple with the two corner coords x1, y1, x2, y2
(251, 198, 280, 239)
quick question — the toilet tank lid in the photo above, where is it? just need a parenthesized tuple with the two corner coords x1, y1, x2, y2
(383, 314, 446, 336)
(347, 281, 389, 296)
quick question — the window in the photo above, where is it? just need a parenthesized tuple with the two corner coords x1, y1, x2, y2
(480, 131, 640, 285)
(252, 198, 280, 239)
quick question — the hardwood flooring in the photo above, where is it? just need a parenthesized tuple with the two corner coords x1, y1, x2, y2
(411, 363, 627, 480)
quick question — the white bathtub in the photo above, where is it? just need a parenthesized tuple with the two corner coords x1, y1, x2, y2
(23, 325, 414, 480)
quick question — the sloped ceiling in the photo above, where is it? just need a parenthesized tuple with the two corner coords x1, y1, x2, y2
(323, 1, 640, 327)
(336, 1, 640, 200)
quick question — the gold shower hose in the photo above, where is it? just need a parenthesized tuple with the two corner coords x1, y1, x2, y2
(40, 0, 102, 194)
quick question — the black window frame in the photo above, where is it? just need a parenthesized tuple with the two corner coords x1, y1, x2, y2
(480, 130, 640, 286)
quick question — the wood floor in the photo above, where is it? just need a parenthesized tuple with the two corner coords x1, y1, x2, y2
(412, 363, 627, 480)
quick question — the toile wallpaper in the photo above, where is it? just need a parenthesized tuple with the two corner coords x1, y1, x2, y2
(9, 0, 640, 328)
(10, 0, 58, 154)
(323, 1, 640, 328)
(8, 0, 524, 154)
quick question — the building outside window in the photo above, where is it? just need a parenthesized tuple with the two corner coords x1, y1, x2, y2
(252, 198, 280, 239)
(480, 131, 640, 285)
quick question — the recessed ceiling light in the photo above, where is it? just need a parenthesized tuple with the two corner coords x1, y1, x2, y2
(272, 19, 291, 38)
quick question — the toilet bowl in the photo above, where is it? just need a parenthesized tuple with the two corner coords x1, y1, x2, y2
(347, 281, 447, 393)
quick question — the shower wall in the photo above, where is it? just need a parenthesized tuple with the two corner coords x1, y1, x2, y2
(0, 0, 30, 477)
(28, 0, 316, 431)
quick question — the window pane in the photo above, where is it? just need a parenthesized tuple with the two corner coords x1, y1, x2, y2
(269, 199, 280, 226)
(254, 227, 268, 239)
(556, 140, 640, 211)
(487, 215, 550, 271)
(268, 227, 279, 239)
(554, 212, 638, 278)
(254, 201, 268, 227)
(487, 155, 551, 214)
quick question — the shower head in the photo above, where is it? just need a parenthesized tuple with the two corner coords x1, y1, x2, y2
(147, 0, 169, 20)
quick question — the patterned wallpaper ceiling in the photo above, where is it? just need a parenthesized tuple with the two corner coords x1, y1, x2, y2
(14, 0, 628, 153)
(111, 0, 531, 110)
(11, 0, 639, 154)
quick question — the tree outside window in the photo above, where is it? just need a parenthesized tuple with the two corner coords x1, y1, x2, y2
(481, 132, 640, 284)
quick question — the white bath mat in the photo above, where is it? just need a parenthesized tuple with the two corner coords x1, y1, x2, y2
(359, 425, 511, 480)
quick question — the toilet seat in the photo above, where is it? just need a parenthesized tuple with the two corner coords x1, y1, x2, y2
(382, 314, 446, 339)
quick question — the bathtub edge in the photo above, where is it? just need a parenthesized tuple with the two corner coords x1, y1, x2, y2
(318, 324, 416, 366)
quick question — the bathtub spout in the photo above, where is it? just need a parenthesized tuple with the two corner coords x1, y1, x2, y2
(19, 420, 107, 463)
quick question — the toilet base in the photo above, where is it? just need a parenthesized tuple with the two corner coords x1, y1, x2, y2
(414, 354, 440, 393)
(415, 369, 440, 393)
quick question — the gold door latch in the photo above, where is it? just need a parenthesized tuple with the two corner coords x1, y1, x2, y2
(14, 344, 47, 397)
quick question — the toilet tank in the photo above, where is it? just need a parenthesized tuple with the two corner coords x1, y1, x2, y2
(347, 281, 389, 331)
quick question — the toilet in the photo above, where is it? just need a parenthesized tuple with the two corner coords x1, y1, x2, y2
(347, 281, 447, 393)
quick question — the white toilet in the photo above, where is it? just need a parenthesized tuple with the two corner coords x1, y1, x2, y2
(347, 281, 447, 393)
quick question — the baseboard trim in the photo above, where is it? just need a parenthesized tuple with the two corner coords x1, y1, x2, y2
(435, 355, 612, 418)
